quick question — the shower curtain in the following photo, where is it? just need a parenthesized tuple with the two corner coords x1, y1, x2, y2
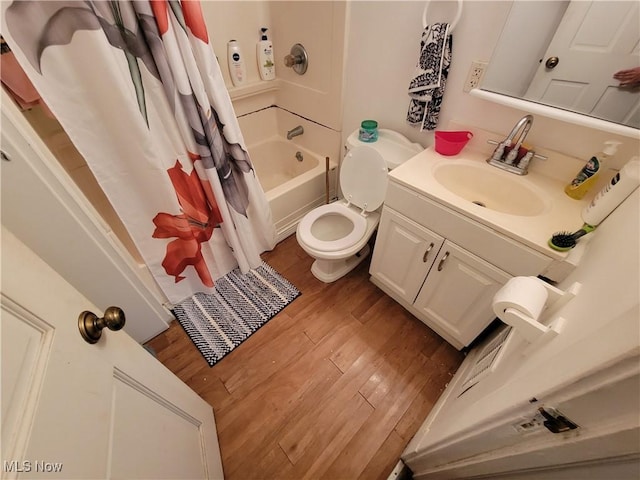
(2, 1, 276, 304)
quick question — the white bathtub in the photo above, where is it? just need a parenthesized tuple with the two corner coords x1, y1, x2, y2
(238, 107, 340, 242)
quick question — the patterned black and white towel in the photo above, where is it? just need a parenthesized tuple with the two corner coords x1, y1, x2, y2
(407, 22, 452, 131)
(172, 262, 300, 366)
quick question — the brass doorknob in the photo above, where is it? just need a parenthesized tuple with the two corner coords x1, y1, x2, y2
(78, 306, 126, 344)
(545, 56, 559, 69)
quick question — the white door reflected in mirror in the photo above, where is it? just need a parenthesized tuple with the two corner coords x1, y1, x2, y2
(482, 0, 640, 129)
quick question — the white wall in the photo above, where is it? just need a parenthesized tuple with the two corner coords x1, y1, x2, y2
(343, 1, 639, 168)
(271, 1, 347, 130)
(201, 1, 271, 88)
(201, 1, 347, 130)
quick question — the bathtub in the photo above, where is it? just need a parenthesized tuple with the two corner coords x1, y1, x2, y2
(238, 107, 340, 242)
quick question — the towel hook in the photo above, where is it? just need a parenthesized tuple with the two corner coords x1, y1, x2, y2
(422, 0, 463, 31)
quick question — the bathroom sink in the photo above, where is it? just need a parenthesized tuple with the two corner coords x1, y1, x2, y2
(433, 161, 550, 216)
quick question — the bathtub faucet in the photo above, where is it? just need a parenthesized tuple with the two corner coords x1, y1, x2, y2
(287, 125, 304, 140)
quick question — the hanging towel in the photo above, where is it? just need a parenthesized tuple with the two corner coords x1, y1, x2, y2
(407, 23, 452, 131)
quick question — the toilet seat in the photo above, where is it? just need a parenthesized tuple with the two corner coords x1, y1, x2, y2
(297, 146, 389, 254)
(297, 203, 367, 252)
(295, 129, 421, 283)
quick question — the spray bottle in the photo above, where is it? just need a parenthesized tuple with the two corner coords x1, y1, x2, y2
(564, 140, 621, 200)
(550, 158, 640, 251)
(582, 158, 640, 225)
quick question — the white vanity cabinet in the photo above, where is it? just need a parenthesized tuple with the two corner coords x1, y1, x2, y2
(412, 240, 511, 348)
(370, 181, 553, 350)
(369, 208, 445, 305)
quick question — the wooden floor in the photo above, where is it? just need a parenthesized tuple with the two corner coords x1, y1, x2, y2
(146, 235, 464, 480)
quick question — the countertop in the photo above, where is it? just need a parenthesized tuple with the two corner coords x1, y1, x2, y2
(388, 147, 591, 260)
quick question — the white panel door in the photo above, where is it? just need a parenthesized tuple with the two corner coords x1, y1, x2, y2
(1, 90, 171, 343)
(413, 241, 511, 347)
(370, 207, 444, 305)
(1, 226, 224, 479)
(525, 1, 640, 127)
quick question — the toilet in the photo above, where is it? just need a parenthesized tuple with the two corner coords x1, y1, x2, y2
(296, 129, 423, 283)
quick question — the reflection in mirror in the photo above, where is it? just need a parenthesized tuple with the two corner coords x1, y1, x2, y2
(481, 1, 640, 129)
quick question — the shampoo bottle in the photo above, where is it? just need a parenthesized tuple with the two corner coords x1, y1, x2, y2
(256, 27, 275, 81)
(227, 40, 246, 87)
(564, 140, 621, 199)
(582, 158, 640, 226)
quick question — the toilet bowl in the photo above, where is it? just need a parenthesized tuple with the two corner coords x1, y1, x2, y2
(296, 129, 423, 283)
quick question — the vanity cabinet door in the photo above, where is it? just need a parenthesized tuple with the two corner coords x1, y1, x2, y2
(413, 241, 511, 347)
(370, 207, 444, 305)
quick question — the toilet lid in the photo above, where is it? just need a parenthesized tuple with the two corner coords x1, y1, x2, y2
(340, 146, 388, 212)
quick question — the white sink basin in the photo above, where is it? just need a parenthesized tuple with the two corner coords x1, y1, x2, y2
(433, 161, 550, 217)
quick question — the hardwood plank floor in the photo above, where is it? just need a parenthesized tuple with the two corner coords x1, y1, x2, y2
(146, 235, 464, 479)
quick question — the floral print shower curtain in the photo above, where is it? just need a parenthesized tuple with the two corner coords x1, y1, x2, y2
(2, 1, 276, 303)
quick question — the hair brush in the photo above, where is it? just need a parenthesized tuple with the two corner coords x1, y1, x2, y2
(548, 224, 596, 251)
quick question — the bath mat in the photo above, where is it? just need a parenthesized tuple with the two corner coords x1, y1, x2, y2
(172, 262, 301, 366)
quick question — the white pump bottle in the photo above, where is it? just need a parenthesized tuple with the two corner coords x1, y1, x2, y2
(256, 28, 275, 81)
(227, 40, 246, 87)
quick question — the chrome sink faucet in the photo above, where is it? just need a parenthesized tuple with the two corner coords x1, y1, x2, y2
(286, 125, 304, 140)
(487, 114, 545, 175)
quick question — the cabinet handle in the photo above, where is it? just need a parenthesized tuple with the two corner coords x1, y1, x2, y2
(423, 242, 435, 262)
(437, 251, 450, 271)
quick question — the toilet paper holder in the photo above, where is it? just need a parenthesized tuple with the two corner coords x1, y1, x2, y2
(493, 277, 582, 347)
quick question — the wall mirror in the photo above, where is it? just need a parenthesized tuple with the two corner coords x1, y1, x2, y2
(481, 0, 639, 130)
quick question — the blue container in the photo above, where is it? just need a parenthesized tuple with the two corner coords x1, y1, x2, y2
(359, 120, 378, 142)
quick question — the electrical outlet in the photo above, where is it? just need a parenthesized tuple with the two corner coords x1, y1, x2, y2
(463, 61, 488, 93)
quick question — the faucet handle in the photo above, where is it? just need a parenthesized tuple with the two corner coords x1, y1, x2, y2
(487, 139, 547, 161)
(284, 54, 302, 67)
(516, 150, 534, 170)
(490, 139, 508, 162)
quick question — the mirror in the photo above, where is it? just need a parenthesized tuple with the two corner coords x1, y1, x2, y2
(481, 1, 639, 129)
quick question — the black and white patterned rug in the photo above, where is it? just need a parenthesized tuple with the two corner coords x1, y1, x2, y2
(172, 262, 300, 366)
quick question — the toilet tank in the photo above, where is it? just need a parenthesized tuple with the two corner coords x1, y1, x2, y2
(346, 129, 423, 170)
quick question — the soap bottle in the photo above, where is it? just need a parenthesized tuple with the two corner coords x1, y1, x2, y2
(256, 28, 275, 81)
(564, 140, 621, 200)
(582, 158, 640, 226)
(227, 40, 246, 87)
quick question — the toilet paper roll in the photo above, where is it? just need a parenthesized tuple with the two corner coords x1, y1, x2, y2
(492, 276, 549, 322)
